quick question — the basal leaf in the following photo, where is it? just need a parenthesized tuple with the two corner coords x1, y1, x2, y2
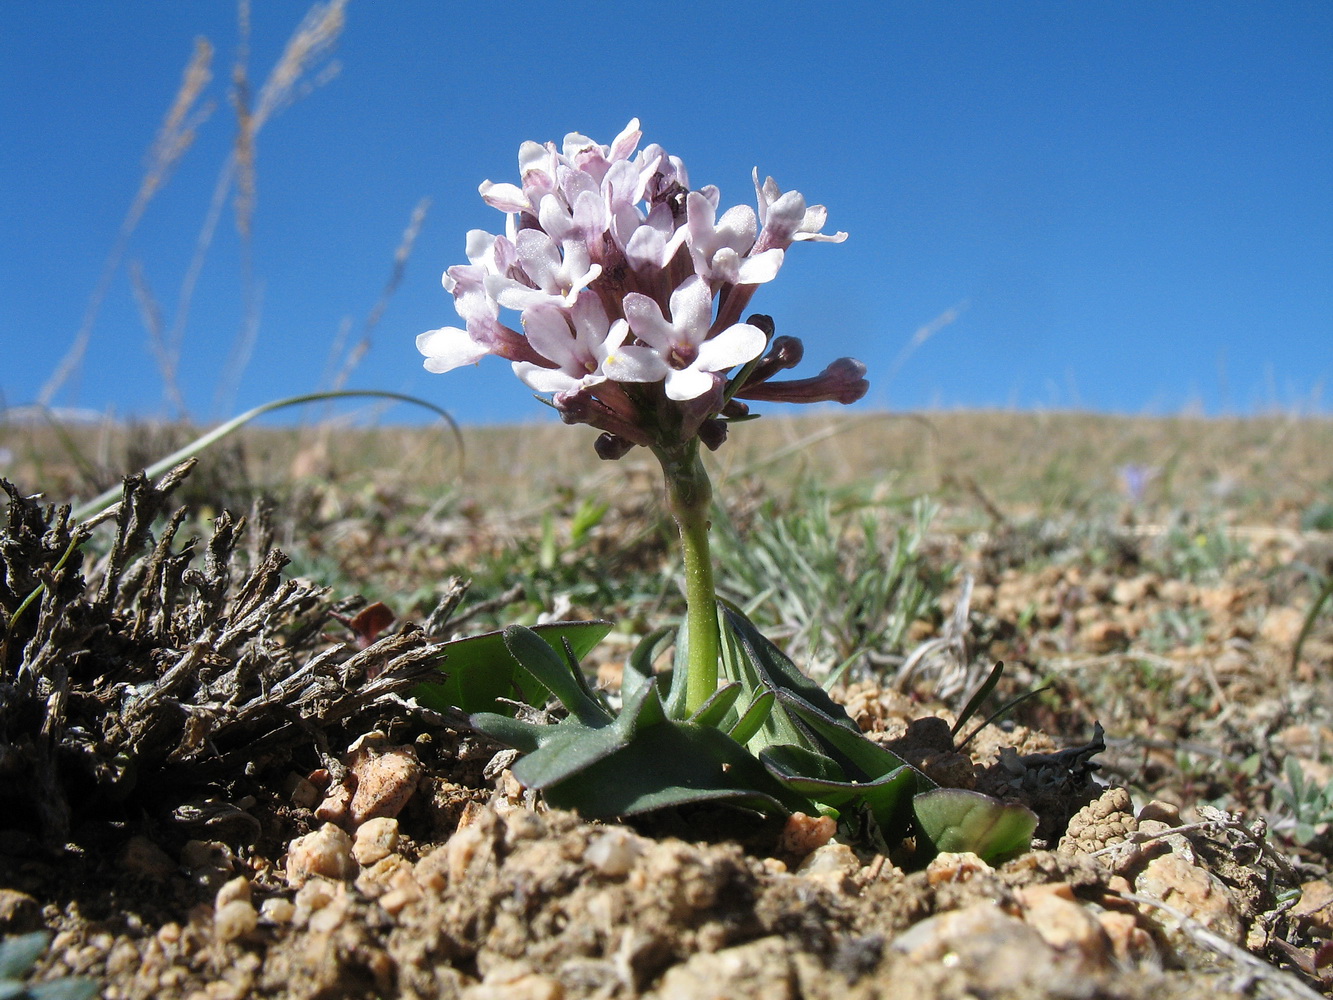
(689, 682, 743, 729)
(539, 718, 810, 818)
(727, 690, 776, 746)
(761, 746, 918, 836)
(502, 625, 611, 726)
(912, 788, 1038, 864)
(413, 620, 612, 715)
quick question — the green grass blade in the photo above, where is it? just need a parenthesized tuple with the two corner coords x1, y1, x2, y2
(71, 389, 463, 522)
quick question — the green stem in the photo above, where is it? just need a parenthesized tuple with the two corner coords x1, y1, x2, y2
(655, 440, 719, 714)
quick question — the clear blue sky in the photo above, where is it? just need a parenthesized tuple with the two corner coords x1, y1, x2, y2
(2, 1, 1330, 424)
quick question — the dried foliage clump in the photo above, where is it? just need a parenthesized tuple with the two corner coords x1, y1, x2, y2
(0, 462, 443, 846)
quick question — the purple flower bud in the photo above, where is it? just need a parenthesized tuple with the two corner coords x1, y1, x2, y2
(594, 433, 637, 460)
(698, 417, 729, 452)
(736, 357, 869, 405)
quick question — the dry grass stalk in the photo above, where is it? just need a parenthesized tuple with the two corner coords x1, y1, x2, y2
(129, 260, 189, 416)
(37, 38, 215, 408)
(331, 197, 433, 393)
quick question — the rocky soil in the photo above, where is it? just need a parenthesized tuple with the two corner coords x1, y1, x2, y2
(3, 421, 1333, 1000)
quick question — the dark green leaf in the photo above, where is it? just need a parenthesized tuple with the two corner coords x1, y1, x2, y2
(412, 620, 612, 715)
(951, 661, 1004, 738)
(0, 931, 48, 979)
(761, 747, 918, 836)
(625, 626, 674, 706)
(689, 682, 743, 729)
(727, 690, 775, 746)
(28, 979, 100, 1000)
(540, 719, 810, 817)
(502, 625, 612, 726)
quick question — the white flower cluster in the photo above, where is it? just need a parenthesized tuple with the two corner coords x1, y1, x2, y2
(418, 120, 860, 453)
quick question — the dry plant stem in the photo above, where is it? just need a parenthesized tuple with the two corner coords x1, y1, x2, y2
(654, 439, 719, 714)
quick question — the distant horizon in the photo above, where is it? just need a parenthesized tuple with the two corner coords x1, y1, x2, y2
(4, 399, 1330, 432)
(3, 3, 1329, 423)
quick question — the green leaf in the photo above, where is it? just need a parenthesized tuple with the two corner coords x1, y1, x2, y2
(689, 682, 743, 729)
(779, 693, 930, 785)
(951, 661, 1005, 738)
(512, 675, 663, 790)
(624, 626, 674, 706)
(716, 604, 820, 752)
(727, 690, 776, 746)
(28, 979, 100, 1000)
(540, 717, 810, 817)
(912, 788, 1038, 864)
(467, 712, 549, 754)
(502, 625, 611, 726)
(0, 932, 48, 979)
(761, 743, 847, 784)
(412, 620, 612, 715)
(761, 746, 918, 836)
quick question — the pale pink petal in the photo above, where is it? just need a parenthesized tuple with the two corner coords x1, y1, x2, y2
(417, 327, 489, 373)
(608, 118, 642, 162)
(663, 366, 716, 401)
(522, 307, 578, 368)
(623, 293, 676, 352)
(696, 323, 767, 372)
(478, 180, 529, 214)
(735, 248, 784, 284)
(513, 361, 586, 394)
(667, 276, 714, 346)
(602, 343, 669, 384)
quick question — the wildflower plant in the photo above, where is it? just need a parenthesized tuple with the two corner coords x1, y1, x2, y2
(418, 120, 1034, 861)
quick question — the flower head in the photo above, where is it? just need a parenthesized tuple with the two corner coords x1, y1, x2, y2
(419, 120, 866, 456)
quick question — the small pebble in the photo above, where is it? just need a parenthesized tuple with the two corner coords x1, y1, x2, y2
(349, 746, 421, 824)
(776, 812, 837, 859)
(214, 876, 252, 910)
(925, 851, 993, 885)
(259, 898, 296, 924)
(585, 828, 645, 878)
(353, 817, 400, 866)
(121, 835, 177, 878)
(285, 823, 358, 888)
(213, 900, 258, 943)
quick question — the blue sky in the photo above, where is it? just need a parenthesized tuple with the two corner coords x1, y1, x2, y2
(2, 1, 1330, 424)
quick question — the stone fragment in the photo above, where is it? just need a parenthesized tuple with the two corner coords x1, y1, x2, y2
(349, 746, 422, 824)
(892, 903, 1064, 994)
(353, 817, 400, 866)
(776, 812, 837, 860)
(1016, 883, 1111, 971)
(214, 876, 251, 909)
(1133, 853, 1245, 944)
(314, 780, 353, 825)
(656, 936, 796, 1000)
(795, 842, 860, 892)
(1292, 879, 1333, 937)
(925, 851, 992, 886)
(213, 900, 258, 943)
(1096, 909, 1156, 962)
(585, 827, 646, 878)
(285, 823, 358, 888)
(259, 898, 296, 924)
(0, 889, 41, 934)
(1083, 620, 1129, 653)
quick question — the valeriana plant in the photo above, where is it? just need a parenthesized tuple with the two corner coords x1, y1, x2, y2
(418, 120, 1034, 861)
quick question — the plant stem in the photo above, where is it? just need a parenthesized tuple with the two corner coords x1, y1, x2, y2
(655, 440, 719, 714)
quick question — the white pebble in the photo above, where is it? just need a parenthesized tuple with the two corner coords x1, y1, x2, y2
(585, 828, 645, 877)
